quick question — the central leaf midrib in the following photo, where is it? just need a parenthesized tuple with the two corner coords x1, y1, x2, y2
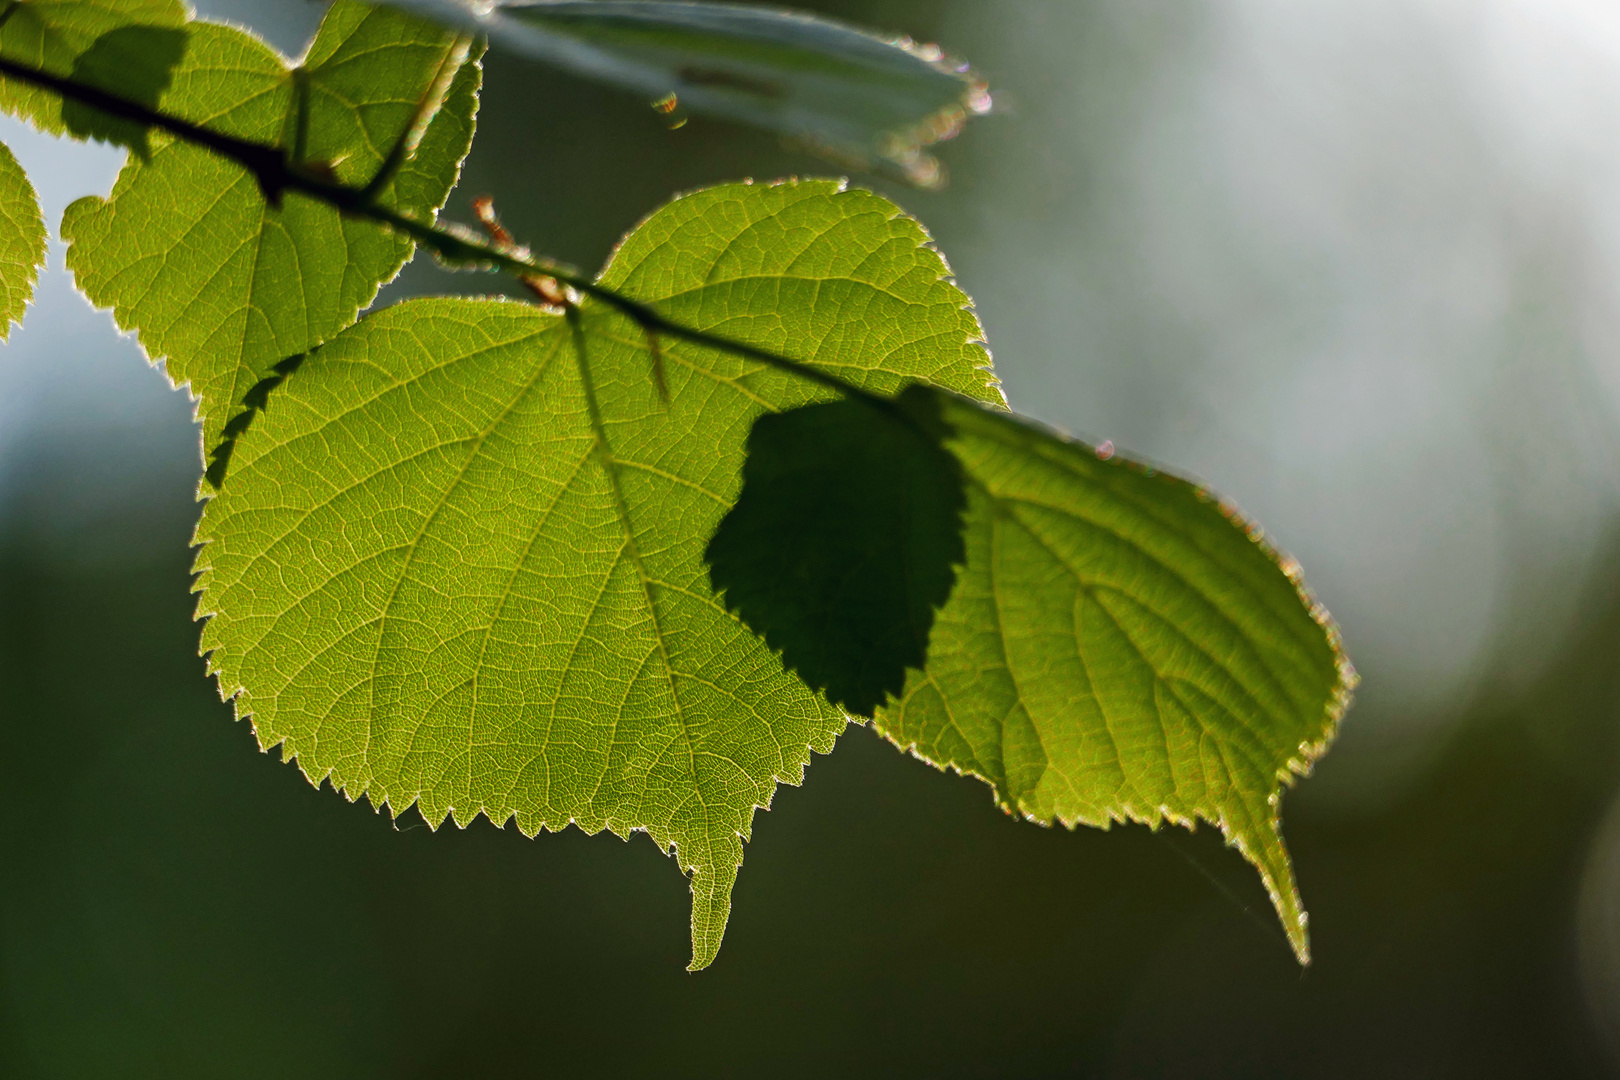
(361, 327, 564, 793)
(567, 313, 703, 796)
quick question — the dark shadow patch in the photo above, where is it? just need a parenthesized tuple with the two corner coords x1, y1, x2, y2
(705, 384, 966, 717)
(63, 25, 188, 158)
(204, 352, 308, 491)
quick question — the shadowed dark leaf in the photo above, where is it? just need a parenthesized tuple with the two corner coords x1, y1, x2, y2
(61, 24, 186, 157)
(0, 0, 187, 136)
(706, 384, 967, 717)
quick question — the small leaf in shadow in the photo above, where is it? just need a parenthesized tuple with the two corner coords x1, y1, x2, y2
(706, 384, 967, 717)
(62, 25, 188, 158)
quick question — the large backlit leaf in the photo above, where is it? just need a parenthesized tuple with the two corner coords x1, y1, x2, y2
(706, 380, 1350, 960)
(873, 388, 1354, 962)
(192, 180, 1002, 970)
(381, 0, 989, 186)
(60, 0, 481, 453)
(0, 137, 45, 337)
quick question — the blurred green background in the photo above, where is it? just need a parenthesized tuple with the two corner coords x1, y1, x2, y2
(5, 0, 1620, 1074)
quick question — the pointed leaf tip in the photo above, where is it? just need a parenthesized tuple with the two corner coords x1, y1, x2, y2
(873, 388, 1351, 963)
(193, 180, 1000, 969)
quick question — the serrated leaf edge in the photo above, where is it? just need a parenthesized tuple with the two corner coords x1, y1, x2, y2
(872, 404, 1357, 963)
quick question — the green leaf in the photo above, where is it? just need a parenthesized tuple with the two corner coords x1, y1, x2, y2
(705, 387, 966, 718)
(0, 136, 45, 337)
(192, 179, 1001, 970)
(60, 0, 481, 453)
(380, 0, 990, 187)
(872, 388, 1355, 962)
(703, 378, 1348, 959)
(0, 0, 187, 136)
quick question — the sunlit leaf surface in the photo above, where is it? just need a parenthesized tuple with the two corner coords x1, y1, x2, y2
(0, 137, 45, 337)
(59, 0, 481, 452)
(380, 0, 990, 186)
(706, 376, 1350, 960)
(15, 0, 1349, 972)
(876, 388, 1355, 962)
(192, 180, 1001, 969)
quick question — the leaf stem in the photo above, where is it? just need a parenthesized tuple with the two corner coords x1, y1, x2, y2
(0, 48, 887, 409)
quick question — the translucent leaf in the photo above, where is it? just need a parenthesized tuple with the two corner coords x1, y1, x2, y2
(192, 180, 1001, 970)
(380, 0, 990, 186)
(0, 0, 187, 136)
(870, 388, 1356, 962)
(59, 0, 481, 453)
(0, 136, 45, 337)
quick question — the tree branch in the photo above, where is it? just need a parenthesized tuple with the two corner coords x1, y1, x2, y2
(0, 49, 885, 408)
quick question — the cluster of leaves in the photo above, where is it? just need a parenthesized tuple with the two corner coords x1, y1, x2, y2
(0, 0, 1352, 970)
